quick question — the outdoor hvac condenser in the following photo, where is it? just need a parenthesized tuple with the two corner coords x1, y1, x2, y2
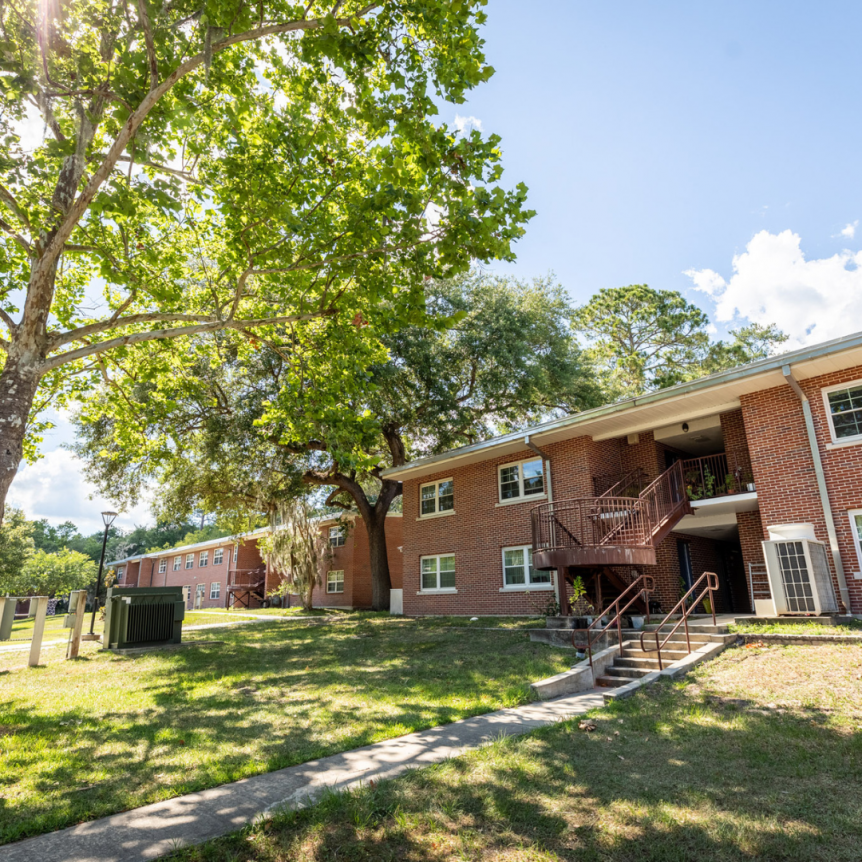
(103, 586, 185, 650)
(761, 524, 839, 615)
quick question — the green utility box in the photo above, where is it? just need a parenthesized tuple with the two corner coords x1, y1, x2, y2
(103, 587, 185, 650)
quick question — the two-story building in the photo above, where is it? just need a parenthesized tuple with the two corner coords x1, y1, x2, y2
(381, 330, 862, 619)
(107, 513, 403, 611)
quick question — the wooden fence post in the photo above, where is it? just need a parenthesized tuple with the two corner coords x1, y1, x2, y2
(28, 596, 49, 668)
(66, 590, 87, 660)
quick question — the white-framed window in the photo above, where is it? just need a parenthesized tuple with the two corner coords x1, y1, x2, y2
(823, 379, 862, 443)
(210, 581, 221, 599)
(116, 567, 125, 582)
(213, 548, 224, 565)
(158, 559, 167, 574)
(199, 550, 209, 567)
(501, 545, 552, 589)
(233, 545, 238, 563)
(185, 553, 194, 569)
(420, 479, 454, 517)
(498, 458, 544, 502)
(849, 510, 862, 575)
(173, 555, 182, 571)
(420, 554, 456, 591)
(329, 526, 346, 547)
(327, 570, 345, 593)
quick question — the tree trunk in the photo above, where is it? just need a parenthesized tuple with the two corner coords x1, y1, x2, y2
(365, 510, 392, 611)
(0, 356, 41, 524)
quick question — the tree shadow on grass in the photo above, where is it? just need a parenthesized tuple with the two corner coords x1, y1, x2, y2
(171, 679, 862, 862)
(0, 619, 569, 845)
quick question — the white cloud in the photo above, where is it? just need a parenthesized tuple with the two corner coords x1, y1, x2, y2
(453, 114, 483, 135)
(7, 449, 153, 535)
(15, 101, 48, 153)
(686, 229, 862, 349)
(841, 220, 858, 239)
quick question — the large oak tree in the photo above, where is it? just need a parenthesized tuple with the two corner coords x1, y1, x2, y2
(74, 273, 602, 608)
(0, 0, 531, 521)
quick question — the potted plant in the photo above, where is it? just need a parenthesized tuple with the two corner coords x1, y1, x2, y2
(630, 613, 646, 630)
(743, 471, 756, 493)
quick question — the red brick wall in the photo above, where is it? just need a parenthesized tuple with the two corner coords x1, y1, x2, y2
(740, 364, 862, 613)
(147, 543, 234, 609)
(309, 515, 404, 609)
(720, 408, 753, 478)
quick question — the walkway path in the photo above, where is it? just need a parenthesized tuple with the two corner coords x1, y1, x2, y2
(0, 689, 604, 862)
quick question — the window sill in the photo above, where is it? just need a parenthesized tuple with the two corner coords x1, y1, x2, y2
(853, 571, 862, 580)
(826, 437, 862, 451)
(499, 584, 554, 592)
(416, 589, 458, 595)
(416, 509, 457, 521)
(327, 591, 345, 595)
(495, 494, 547, 508)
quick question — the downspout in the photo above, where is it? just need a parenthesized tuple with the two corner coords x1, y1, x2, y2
(525, 435, 565, 614)
(782, 365, 851, 611)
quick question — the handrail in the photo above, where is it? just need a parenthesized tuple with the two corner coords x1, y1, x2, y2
(639, 570, 719, 670)
(596, 467, 650, 499)
(574, 574, 655, 669)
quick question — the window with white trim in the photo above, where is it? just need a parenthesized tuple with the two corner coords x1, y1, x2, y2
(502, 545, 551, 588)
(213, 548, 224, 565)
(210, 581, 221, 599)
(824, 380, 862, 443)
(420, 479, 454, 516)
(329, 526, 346, 547)
(199, 550, 209, 567)
(498, 458, 544, 502)
(116, 567, 125, 582)
(185, 554, 194, 569)
(420, 554, 456, 591)
(158, 559, 167, 574)
(850, 510, 862, 574)
(173, 556, 182, 571)
(327, 570, 345, 593)
(233, 545, 238, 563)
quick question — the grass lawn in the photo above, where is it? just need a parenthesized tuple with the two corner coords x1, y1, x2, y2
(730, 618, 862, 635)
(6, 611, 259, 641)
(172, 642, 862, 862)
(0, 615, 572, 845)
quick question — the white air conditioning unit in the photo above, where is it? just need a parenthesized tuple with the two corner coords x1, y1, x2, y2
(761, 524, 839, 615)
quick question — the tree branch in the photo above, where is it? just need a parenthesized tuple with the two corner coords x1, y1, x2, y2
(40, 3, 384, 271)
(136, 0, 159, 90)
(0, 184, 30, 230)
(0, 217, 31, 252)
(0, 308, 17, 334)
(40, 310, 337, 371)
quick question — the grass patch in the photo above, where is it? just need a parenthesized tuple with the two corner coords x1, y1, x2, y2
(410, 615, 546, 629)
(0, 615, 572, 845)
(170, 642, 862, 862)
(227, 606, 339, 617)
(730, 619, 862, 636)
(6, 611, 258, 641)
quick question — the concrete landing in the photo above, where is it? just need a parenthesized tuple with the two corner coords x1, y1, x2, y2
(0, 690, 604, 862)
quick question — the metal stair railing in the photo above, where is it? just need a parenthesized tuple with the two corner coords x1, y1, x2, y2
(638, 570, 719, 670)
(574, 574, 655, 670)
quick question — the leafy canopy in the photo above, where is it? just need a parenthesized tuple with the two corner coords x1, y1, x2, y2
(0, 0, 532, 501)
(574, 285, 787, 398)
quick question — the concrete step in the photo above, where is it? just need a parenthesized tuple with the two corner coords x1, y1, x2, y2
(595, 674, 629, 688)
(643, 623, 730, 635)
(615, 655, 674, 670)
(607, 665, 655, 679)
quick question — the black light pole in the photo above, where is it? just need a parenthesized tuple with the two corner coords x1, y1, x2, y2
(90, 511, 118, 635)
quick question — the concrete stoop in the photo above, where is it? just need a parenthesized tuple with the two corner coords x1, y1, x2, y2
(530, 626, 737, 703)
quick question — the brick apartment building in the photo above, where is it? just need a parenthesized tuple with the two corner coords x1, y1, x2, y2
(381, 331, 862, 619)
(107, 513, 403, 611)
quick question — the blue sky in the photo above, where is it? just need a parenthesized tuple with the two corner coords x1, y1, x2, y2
(11, 1, 862, 532)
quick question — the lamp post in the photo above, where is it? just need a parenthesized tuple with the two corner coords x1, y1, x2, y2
(89, 511, 118, 637)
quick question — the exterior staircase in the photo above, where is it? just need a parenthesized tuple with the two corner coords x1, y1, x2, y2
(531, 460, 691, 571)
(594, 622, 737, 687)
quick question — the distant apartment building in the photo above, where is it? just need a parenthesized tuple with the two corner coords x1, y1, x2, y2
(108, 513, 403, 610)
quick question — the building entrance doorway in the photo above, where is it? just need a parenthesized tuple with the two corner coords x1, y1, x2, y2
(195, 584, 205, 609)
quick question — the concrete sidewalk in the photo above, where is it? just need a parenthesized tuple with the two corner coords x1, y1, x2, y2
(0, 690, 604, 862)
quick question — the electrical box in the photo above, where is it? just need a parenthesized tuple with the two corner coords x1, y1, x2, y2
(762, 524, 839, 615)
(103, 587, 185, 650)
